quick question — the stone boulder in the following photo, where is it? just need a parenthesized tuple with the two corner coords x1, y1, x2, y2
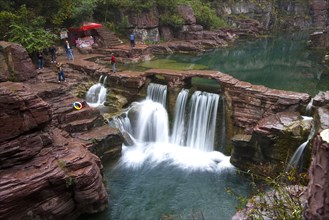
(0, 82, 51, 143)
(0, 141, 108, 219)
(221, 1, 273, 30)
(127, 7, 160, 28)
(176, 5, 196, 25)
(304, 130, 329, 219)
(0, 41, 35, 82)
(309, 27, 329, 49)
(310, 0, 329, 28)
(231, 112, 312, 176)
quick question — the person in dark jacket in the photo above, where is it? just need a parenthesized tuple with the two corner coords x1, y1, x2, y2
(37, 51, 44, 69)
(49, 45, 57, 63)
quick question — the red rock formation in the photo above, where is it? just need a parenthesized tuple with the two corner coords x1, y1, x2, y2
(310, 0, 329, 28)
(0, 81, 110, 219)
(305, 130, 329, 219)
(0, 41, 36, 82)
(176, 5, 196, 25)
(0, 82, 51, 143)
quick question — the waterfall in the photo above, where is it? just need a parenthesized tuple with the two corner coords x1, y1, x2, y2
(171, 89, 189, 145)
(146, 83, 167, 106)
(86, 75, 107, 107)
(306, 98, 313, 116)
(185, 91, 220, 152)
(109, 84, 221, 153)
(109, 112, 132, 135)
(108, 83, 231, 172)
(135, 100, 169, 143)
(287, 116, 315, 172)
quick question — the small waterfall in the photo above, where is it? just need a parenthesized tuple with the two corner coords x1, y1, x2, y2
(171, 89, 189, 145)
(86, 75, 107, 107)
(109, 112, 132, 135)
(287, 117, 315, 172)
(146, 83, 167, 106)
(135, 100, 169, 143)
(306, 98, 313, 116)
(186, 91, 220, 152)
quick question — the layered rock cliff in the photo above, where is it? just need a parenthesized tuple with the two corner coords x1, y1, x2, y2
(0, 42, 122, 219)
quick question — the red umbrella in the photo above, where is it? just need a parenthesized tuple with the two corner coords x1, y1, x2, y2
(69, 22, 102, 32)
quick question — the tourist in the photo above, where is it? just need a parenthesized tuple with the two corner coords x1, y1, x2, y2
(49, 45, 57, 63)
(111, 53, 116, 73)
(37, 51, 44, 69)
(56, 62, 65, 82)
(129, 32, 135, 48)
(64, 40, 74, 61)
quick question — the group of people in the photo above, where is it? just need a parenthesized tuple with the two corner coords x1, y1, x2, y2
(36, 40, 71, 82)
(36, 32, 137, 81)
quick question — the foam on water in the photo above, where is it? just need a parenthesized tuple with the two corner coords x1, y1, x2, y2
(118, 141, 234, 173)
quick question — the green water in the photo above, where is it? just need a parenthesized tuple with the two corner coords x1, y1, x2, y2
(121, 33, 329, 96)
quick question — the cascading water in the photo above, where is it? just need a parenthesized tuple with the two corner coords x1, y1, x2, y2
(306, 98, 313, 116)
(85, 75, 107, 107)
(135, 100, 169, 143)
(171, 89, 189, 146)
(86, 83, 251, 220)
(146, 83, 167, 106)
(287, 116, 315, 172)
(186, 91, 219, 151)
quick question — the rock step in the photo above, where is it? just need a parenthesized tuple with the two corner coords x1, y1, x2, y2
(61, 116, 104, 133)
(95, 27, 123, 47)
(57, 107, 100, 124)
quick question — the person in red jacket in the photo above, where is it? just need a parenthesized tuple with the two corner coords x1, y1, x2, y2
(111, 53, 116, 73)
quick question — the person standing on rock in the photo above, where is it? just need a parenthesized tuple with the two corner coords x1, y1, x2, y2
(64, 39, 74, 61)
(56, 62, 65, 82)
(49, 45, 57, 63)
(37, 51, 44, 69)
(111, 53, 116, 73)
(129, 32, 135, 48)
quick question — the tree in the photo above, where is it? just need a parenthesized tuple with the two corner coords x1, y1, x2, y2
(8, 24, 57, 54)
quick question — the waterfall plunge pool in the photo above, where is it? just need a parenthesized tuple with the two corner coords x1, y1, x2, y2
(79, 143, 252, 220)
(79, 86, 253, 220)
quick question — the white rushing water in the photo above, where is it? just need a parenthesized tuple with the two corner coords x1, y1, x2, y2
(111, 85, 231, 172)
(86, 75, 107, 107)
(287, 116, 315, 171)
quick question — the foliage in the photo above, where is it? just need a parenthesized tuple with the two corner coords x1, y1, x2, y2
(8, 24, 57, 54)
(227, 169, 307, 220)
(51, 0, 76, 28)
(65, 176, 76, 188)
(0, 11, 18, 40)
(182, 1, 229, 29)
(159, 14, 184, 29)
(70, 0, 99, 25)
(57, 160, 67, 170)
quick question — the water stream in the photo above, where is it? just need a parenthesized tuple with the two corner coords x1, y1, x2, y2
(86, 75, 107, 107)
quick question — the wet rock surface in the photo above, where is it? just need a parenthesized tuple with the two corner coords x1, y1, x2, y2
(231, 112, 312, 176)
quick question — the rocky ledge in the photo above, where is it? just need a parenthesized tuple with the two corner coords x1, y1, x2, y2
(0, 42, 123, 219)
